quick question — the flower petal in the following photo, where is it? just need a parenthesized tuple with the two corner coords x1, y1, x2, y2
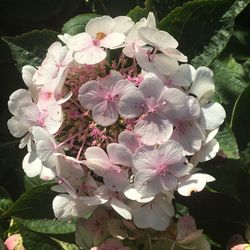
(74, 46, 106, 65)
(78, 80, 104, 110)
(92, 101, 119, 126)
(134, 113, 173, 145)
(111, 197, 132, 220)
(200, 102, 226, 130)
(119, 88, 146, 119)
(100, 33, 125, 49)
(67, 33, 93, 51)
(107, 143, 132, 167)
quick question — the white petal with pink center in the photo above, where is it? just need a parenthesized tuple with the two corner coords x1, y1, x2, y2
(133, 141, 190, 197)
(79, 71, 132, 126)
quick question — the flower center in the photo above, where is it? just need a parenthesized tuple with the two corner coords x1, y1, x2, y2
(157, 164, 168, 176)
(96, 32, 106, 40)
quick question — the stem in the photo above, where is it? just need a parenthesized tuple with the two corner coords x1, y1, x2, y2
(56, 133, 80, 149)
(170, 241, 176, 250)
(146, 233, 152, 250)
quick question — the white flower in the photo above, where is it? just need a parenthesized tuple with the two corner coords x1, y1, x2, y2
(60, 15, 133, 65)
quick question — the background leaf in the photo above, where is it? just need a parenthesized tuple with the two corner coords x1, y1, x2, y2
(20, 229, 61, 250)
(159, 0, 250, 66)
(211, 58, 248, 118)
(216, 123, 239, 159)
(15, 218, 75, 234)
(1, 183, 55, 219)
(191, 0, 250, 66)
(2, 29, 59, 70)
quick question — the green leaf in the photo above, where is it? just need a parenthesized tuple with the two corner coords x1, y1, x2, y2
(191, 0, 250, 66)
(0, 186, 13, 216)
(127, 0, 152, 22)
(127, 6, 148, 22)
(231, 85, 250, 151)
(24, 175, 54, 191)
(159, 0, 250, 66)
(216, 123, 240, 159)
(62, 13, 100, 36)
(21, 229, 61, 250)
(15, 218, 76, 234)
(1, 183, 55, 219)
(2, 29, 59, 70)
(51, 238, 79, 250)
(211, 58, 248, 118)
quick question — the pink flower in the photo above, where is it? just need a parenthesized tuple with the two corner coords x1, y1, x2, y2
(119, 73, 187, 145)
(133, 140, 191, 198)
(79, 71, 133, 126)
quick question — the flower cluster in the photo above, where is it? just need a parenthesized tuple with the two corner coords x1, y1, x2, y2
(8, 13, 225, 249)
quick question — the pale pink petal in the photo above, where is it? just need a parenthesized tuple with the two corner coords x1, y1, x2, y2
(100, 33, 125, 48)
(92, 101, 118, 126)
(110, 197, 132, 220)
(98, 70, 123, 88)
(133, 145, 159, 171)
(160, 174, 178, 191)
(78, 80, 104, 110)
(119, 88, 146, 119)
(134, 169, 161, 197)
(132, 200, 171, 231)
(118, 130, 141, 153)
(171, 120, 205, 155)
(158, 140, 184, 165)
(103, 168, 129, 192)
(67, 33, 93, 51)
(107, 143, 132, 167)
(74, 46, 106, 65)
(134, 113, 173, 145)
(139, 73, 165, 99)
